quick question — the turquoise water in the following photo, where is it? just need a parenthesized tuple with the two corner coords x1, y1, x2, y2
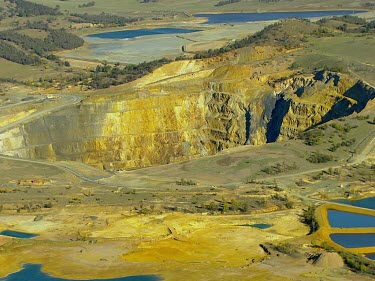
(250, 223, 272, 229)
(194, 10, 364, 24)
(0, 264, 162, 281)
(330, 233, 375, 248)
(328, 210, 375, 228)
(87, 28, 200, 39)
(238, 223, 272, 229)
(0, 230, 38, 239)
(333, 197, 375, 210)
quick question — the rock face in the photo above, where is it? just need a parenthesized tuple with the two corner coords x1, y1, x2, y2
(0, 66, 374, 170)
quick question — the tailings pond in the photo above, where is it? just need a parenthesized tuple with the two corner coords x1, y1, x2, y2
(327, 197, 375, 253)
(329, 233, 375, 248)
(87, 28, 200, 39)
(194, 10, 364, 24)
(328, 210, 375, 228)
(61, 10, 365, 64)
(0, 264, 161, 281)
(333, 197, 375, 210)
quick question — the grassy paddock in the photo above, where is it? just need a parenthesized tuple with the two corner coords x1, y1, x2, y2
(29, 0, 370, 14)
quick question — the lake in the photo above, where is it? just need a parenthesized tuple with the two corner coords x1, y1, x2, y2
(87, 28, 200, 39)
(333, 197, 375, 210)
(0, 264, 162, 281)
(0, 230, 38, 239)
(366, 253, 375, 260)
(327, 210, 375, 228)
(330, 233, 375, 248)
(61, 10, 365, 64)
(194, 10, 365, 24)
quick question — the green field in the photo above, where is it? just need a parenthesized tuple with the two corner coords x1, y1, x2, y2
(291, 35, 375, 84)
(30, 0, 370, 14)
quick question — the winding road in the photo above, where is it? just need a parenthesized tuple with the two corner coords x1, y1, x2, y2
(0, 93, 112, 184)
(0, 94, 82, 134)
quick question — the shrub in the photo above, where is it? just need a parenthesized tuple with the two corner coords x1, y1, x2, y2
(300, 129, 324, 146)
(261, 161, 297, 175)
(307, 152, 333, 163)
(301, 206, 319, 234)
(176, 178, 197, 186)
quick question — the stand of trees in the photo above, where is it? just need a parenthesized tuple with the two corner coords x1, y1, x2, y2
(215, 0, 241, 7)
(5, 0, 61, 17)
(41, 58, 172, 89)
(70, 13, 140, 26)
(0, 40, 40, 65)
(86, 58, 172, 89)
(0, 28, 84, 56)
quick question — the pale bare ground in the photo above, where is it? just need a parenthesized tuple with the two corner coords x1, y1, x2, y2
(59, 22, 268, 64)
(183, 39, 228, 52)
(1, 205, 372, 281)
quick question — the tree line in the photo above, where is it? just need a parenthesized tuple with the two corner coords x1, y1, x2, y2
(4, 0, 61, 17)
(36, 58, 172, 89)
(0, 40, 40, 65)
(215, 0, 241, 7)
(70, 12, 140, 26)
(0, 28, 84, 56)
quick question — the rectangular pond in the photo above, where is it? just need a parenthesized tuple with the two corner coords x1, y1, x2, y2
(330, 233, 375, 248)
(0, 264, 162, 281)
(0, 230, 38, 239)
(328, 210, 375, 228)
(194, 10, 365, 24)
(332, 197, 375, 210)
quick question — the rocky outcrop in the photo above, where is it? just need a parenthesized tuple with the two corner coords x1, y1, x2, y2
(0, 69, 373, 170)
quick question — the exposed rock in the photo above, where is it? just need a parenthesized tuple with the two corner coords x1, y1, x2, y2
(0, 65, 373, 171)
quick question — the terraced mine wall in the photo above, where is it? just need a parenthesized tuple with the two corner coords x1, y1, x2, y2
(0, 73, 373, 170)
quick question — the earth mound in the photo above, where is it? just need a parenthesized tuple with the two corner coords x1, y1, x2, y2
(313, 252, 344, 268)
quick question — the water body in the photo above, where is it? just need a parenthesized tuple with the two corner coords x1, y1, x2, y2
(328, 210, 375, 228)
(250, 223, 272, 229)
(366, 253, 375, 260)
(195, 10, 365, 24)
(87, 28, 200, 39)
(0, 264, 162, 281)
(330, 233, 375, 248)
(333, 197, 375, 210)
(0, 230, 38, 239)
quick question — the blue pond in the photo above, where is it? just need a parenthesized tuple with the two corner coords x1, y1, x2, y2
(250, 223, 272, 229)
(366, 253, 375, 261)
(328, 210, 375, 228)
(87, 28, 200, 39)
(194, 10, 364, 24)
(333, 197, 375, 210)
(0, 264, 162, 281)
(330, 233, 375, 248)
(0, 230, 38, 239)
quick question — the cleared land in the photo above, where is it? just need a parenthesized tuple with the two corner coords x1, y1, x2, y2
(0, 2, 374, 281)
